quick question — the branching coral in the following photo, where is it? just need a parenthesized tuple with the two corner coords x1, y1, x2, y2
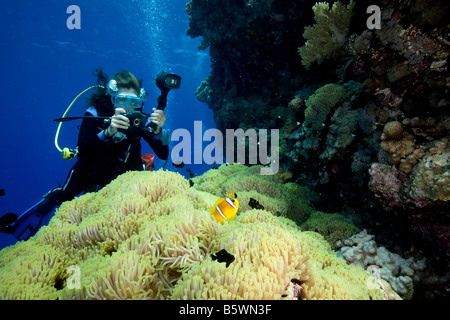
(298, 1, 355, 69)
(0, 168, 386, 300)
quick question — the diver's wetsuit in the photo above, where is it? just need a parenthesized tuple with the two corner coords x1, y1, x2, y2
(2, 105, 168, 240)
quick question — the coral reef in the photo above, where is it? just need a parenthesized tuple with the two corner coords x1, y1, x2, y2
(337, 230, 450, 299)
(287, 83, 355, 166)
(185, 0, 450, 298)
(298, 1, 355, 69)
(369, 136, 450, 209)
(0, 169, 386, 300)
(286, 81, 371, 191)
(337, 230, 415, 299)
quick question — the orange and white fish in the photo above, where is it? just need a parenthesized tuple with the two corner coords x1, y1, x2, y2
(210, 190, 239, 222)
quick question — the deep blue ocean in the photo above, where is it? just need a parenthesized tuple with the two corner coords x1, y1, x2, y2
(0, 0, 214, 249)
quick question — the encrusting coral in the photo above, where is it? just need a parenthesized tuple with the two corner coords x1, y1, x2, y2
(0, 167, 386, 300)
(298, 1, 355, 69)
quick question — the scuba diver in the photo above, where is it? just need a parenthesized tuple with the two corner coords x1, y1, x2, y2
(0, 68, 180, 241)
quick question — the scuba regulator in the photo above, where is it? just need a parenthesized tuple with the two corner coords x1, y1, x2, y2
(54, 71, 181, 160)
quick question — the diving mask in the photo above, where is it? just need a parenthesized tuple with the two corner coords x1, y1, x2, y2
(113, 94, 143, 110)
(106, 79, 147, 103)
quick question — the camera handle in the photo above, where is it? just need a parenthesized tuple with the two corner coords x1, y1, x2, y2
(147, 88, 170, 133)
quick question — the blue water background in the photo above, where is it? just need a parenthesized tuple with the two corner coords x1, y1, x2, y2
(0, 0, 214, 249)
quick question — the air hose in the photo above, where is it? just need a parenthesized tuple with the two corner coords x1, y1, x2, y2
(54, 85, 104, 160)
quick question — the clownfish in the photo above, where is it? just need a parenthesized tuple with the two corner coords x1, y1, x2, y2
(210, 190, 239, 222)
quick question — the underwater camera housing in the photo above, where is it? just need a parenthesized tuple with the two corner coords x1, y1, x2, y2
(118, 110, 149, 137)
(155, 71, 181, 90)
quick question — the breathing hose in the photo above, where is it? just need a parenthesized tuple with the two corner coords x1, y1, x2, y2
(54, 85, 104, 160)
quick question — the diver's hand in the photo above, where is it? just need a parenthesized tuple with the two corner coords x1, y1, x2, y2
(150, 108, 166, 135)
(105, 108, 130, 137)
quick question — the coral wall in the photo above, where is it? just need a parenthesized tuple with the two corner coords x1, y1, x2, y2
(185, 0, 449, 293)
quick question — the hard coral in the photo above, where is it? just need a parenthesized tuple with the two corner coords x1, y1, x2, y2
(381, 121, 404, 140)
(370, 137, 450, 209)
(380, 121, 420, 173)
(354, 6, 450, 112)
(337, 229, 438, 300)
(407, 138, 450, 203)
(0, 168, 386, 300)
(298, 1, 355, 69)
(403, 116, 450, 141)
(377, 17, 448, 69)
